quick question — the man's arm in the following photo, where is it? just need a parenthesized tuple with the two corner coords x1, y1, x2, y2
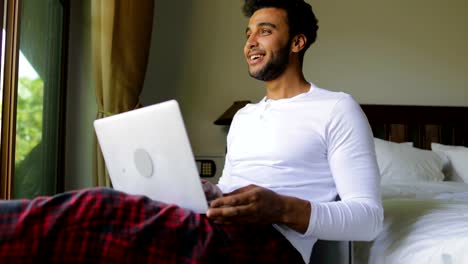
(206, 184, 311, 234)
(304, 96, 383, 240)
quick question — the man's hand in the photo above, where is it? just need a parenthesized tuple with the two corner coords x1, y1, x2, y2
(207, 185, 311, 234)
(207, 185, 283, 224)
(201, 179, 223, 201)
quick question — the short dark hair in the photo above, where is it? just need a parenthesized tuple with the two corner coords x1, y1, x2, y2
(243, 0, 319, 57)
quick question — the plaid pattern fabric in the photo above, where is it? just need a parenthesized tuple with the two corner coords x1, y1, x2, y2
(0, 188, 304, 263)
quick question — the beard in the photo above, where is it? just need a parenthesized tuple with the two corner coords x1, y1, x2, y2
(248, 41, 291, 82)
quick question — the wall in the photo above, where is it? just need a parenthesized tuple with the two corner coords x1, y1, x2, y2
(306, 0, 468, 105)
(142, 0, 468, 163)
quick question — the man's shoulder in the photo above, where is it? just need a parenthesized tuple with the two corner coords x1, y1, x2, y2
(306, 84, 363, 122)
(300, 85, 356, 112)
(309, 84, 352, 102)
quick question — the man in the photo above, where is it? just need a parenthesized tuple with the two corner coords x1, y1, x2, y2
(204, 0, 383, 262)
(0, 0, 382, 263)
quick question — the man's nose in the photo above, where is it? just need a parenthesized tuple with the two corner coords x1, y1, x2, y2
(246, 34, 258, 48)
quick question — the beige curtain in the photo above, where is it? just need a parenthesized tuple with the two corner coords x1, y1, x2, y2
(91, 0, 154, 187)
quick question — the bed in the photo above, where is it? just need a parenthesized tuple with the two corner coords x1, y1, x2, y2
(352, 104, 468, 264)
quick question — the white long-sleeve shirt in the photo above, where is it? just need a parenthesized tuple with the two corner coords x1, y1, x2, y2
(217, 83, 383, 263)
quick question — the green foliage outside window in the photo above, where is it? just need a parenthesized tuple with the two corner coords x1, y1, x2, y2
(12, 76, 44, 198)
(15, 76, 43, 165)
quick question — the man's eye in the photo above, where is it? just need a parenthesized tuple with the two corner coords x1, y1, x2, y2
(261, 29, 271, 35)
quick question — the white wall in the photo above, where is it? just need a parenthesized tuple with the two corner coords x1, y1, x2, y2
(142, 0, 468, 160)
(306, 0, 468, 105)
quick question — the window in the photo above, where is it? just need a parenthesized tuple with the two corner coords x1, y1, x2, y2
(0, 0, 69, 199)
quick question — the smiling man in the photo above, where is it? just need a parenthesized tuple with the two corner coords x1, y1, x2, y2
(203, 0, 384, 262)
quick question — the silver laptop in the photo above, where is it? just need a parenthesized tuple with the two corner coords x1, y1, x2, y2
(93, 100, 208, 213)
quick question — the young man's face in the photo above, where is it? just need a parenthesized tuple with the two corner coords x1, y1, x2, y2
(244, 7, 291, 81)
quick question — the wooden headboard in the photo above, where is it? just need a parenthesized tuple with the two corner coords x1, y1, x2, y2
(360, 105, 468, 150)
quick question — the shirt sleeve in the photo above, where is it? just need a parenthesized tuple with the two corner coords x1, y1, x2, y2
(303, 95, 384, 241)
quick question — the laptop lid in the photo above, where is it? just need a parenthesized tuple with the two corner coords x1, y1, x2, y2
(93, 100, 208, 213)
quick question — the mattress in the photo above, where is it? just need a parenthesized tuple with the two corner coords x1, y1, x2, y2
(354, 181, 468, 264)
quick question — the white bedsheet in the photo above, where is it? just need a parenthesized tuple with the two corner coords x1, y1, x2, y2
(381, 181, 468, 201)
(354, 181, 468, 264)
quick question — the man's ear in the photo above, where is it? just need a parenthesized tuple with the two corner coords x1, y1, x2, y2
(291, 34, 307, 53)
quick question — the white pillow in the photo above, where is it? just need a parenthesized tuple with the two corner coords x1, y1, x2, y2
(431, 143, 468, 183)
(374, 138, 445, 184)
(401, 142, 414, 147)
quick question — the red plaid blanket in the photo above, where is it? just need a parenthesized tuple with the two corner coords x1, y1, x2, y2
(0, 188, 303, 263)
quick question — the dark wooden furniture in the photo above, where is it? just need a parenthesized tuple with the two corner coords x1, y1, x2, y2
(361, 104, 468, 149)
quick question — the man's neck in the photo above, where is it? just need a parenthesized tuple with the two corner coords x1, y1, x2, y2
(264, 68, 309, 100)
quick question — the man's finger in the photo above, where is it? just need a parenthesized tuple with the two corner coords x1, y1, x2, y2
(224, 185, 257, 196)
(210, 191, 253, 208)
(207, 204, 252, 219)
